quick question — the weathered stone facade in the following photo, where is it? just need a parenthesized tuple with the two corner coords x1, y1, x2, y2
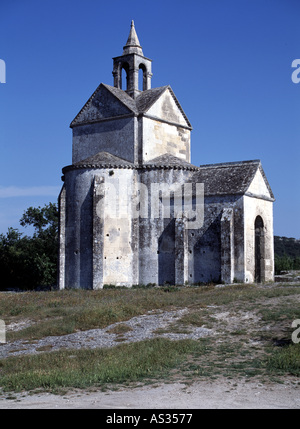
(58, 21, 275, 289)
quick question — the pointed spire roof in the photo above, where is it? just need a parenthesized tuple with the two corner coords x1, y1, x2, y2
(123, 20, 143, 56)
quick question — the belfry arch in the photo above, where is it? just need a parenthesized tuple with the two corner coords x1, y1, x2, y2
(139, 63, 148, 91)
(120, 62, 129, 91)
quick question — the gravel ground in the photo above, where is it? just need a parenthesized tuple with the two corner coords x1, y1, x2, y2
(0, 308, 212, 359)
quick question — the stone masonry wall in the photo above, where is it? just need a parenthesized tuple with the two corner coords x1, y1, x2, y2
(72, 118, 137, 164)
(142, 89, 191, 163)
(243, 195, 274, 282)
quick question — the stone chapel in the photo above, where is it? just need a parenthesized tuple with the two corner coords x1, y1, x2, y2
(58, 21, 275, 289)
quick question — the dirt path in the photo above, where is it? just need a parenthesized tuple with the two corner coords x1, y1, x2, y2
(1, 377, 299, 409)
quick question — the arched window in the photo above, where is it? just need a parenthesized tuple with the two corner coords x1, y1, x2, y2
(254, 216, 265, 283)
(255, 215, 264, 232)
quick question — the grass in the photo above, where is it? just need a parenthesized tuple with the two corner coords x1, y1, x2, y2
(259, 305, 300, 323)
(178, 339, 268, 381)
(106, 323, 133, 335)
(0, 338, 202, 393)
(267, 343, 300, 376)
(3, 283, 298, 342)
(0, 282, 300, 393)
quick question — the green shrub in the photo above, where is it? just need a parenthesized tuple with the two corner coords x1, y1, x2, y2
(268, 344, 300, 376)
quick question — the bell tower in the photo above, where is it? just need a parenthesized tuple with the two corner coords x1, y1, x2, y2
(112, 20, 152, 99)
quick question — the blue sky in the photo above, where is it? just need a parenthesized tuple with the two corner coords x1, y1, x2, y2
(0, 0, 299, 238)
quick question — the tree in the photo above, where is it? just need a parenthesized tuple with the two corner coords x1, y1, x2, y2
(20, 202, 58, 267)
(274, 235, 300, 274)
(0, 203, 58, 290)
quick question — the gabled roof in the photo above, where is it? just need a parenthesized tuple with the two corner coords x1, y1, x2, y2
(62, 152, 199, 173)
(70, 84, 192, 129)
(193, 160, 275, 200)
(62, 152, 134, 173)
(70, 84, 138, 127)
(143, 154, 198, 170)
(102, 84, 138, 113)
(136, 85, 192, 128)
(75, 151, 133, 166)
(136, 86, 169, 113)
